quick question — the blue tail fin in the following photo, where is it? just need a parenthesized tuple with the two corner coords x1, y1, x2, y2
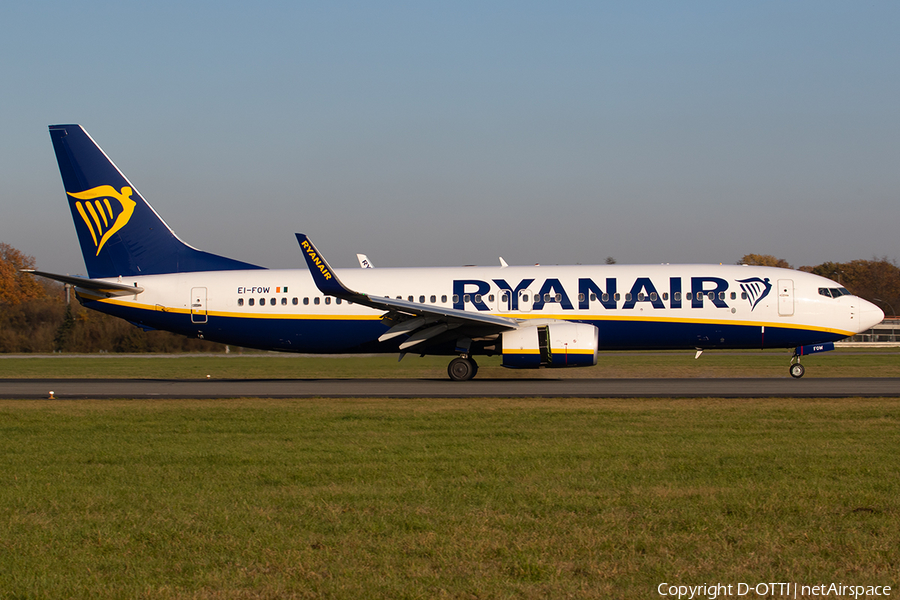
(49, 124, 264, 278)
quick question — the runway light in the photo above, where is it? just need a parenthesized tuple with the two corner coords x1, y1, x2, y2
(206, 374, 211, 379)
(49, 391, 55, 399)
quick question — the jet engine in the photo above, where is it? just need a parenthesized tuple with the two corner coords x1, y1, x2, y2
(501, 322, 598, 369)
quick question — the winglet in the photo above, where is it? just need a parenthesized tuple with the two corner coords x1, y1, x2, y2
(295, 233, 355, 297)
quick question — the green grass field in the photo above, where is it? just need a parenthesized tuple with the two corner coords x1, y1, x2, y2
(1, 397, 898, 599)
(1, 347, 899, 379)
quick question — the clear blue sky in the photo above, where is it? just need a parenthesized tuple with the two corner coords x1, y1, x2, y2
(2, 1, 898, 275)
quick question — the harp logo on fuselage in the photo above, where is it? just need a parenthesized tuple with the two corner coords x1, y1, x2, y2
(68, 185, 137, 256)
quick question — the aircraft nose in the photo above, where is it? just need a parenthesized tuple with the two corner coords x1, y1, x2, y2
(858, 298, 885, 333)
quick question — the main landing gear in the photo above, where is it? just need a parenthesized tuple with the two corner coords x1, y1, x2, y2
(448, 356, 478, 381)
(789, 354, 805, 378)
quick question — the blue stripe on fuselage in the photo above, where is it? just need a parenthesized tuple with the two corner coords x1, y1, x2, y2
(85, 300, 846, 354)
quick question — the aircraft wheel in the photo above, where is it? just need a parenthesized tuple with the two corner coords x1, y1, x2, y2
(448, 357, 476, 381)
(789, 363, 805, 379)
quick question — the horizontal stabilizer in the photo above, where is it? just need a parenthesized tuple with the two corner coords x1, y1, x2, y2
(22, 270, 144, 297)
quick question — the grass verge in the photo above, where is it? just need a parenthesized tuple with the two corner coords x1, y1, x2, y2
(0, 347, 899, 379)
(0, 397, 897, 598)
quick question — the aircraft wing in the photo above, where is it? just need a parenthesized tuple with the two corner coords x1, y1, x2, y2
(22, 270, 144, 298)
(295, 234, 518, 349)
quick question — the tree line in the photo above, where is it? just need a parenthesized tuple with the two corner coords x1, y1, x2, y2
(0, 243, 226, 353)
(1, 244, 896, 353)
(739, 253, 900, 317)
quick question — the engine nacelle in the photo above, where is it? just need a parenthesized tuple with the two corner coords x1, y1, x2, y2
(501, 322, 598, 369)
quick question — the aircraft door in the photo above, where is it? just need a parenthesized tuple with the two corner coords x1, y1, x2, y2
(191, 287, 208, 323)
(498, 289, 511, 312)
(518, 289, 534, 313)
(777, 279, 794, 317)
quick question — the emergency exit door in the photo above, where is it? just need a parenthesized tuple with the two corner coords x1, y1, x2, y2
(191, 287, 208, 323)
(777, 279, 794, 317)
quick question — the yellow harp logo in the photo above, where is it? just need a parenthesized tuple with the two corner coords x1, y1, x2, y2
(68, 186, 137, 256)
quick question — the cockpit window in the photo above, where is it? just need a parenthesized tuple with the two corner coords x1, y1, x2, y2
(819, 287, 852, 298)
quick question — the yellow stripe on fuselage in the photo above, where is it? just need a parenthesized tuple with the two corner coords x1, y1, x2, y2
(90, 298, 854, 336)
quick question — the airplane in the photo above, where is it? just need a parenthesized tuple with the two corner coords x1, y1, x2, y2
(27, 124, 884, 381)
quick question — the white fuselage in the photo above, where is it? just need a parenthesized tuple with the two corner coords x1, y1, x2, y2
(80, 263, 882, 354)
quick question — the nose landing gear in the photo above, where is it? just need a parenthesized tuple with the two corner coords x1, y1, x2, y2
(789, 342, 835, 378)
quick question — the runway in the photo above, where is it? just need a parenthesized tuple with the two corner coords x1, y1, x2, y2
(2, 377, 899, 399)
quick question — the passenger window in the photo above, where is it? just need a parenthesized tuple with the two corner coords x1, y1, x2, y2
(708, 292, 715, 300)
(488, 294, 495, 302)
(336, 298, 342, 305)
(614, 293, 621, 301)
(474, 294, 482, 303)
(325, 297, 331, 305)
(522, 294, 529, 302)
(579, 293, 585, 302)
(452, 295, 459, 303)
(293, 298, 299, 305)
(650, 292, 658, 301)
(260, 298, 265, 305)
(270, 298, 276, 306)
(674, 292, 681, 301)
(741, 292, 747, 300)
(314, 297, 320, 305)
(430, 295, 436, 303)
(408, 296, 414, 302)
(248, 298, 255, 306)
(502, 293, 510, 302)
(555, 293, 561, 302)
(281, 298, 287, 305)
(464, 294, 470, 303)
(303, 297, 309, 305)
(718, 292, 725, 301)
(442, 295, 448, 303)
(625, 293, 632, 302)
(238, 298, 244, 306)
(602, 293, 609, 302)
(662, 292, 668, 301)
(730, 292, 736, 300)
(638, 293, 645, 301)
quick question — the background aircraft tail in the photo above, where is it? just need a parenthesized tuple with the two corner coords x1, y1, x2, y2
(49, 124, 263, 279)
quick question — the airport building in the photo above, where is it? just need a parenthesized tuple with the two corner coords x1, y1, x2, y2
(842, 316, 900, 344)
